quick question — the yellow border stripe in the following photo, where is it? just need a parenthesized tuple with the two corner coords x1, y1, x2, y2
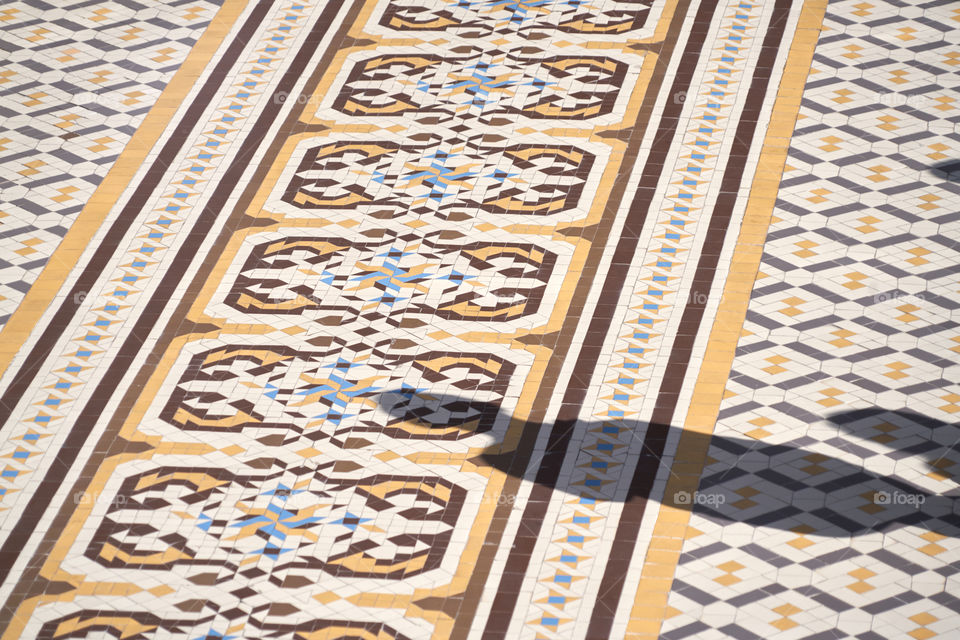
(0, 3, 252, 636)
(0, 0, 249, 368)
(624, 1, 829, 637)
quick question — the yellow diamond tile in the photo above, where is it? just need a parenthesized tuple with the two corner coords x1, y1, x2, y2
(787, 525, 816, 550)
(877, 114, 900, 131)
(918, 531, 948, 556)
(926, 142, 950, 160)
(893, 303, 920, 322)
(829, 328, 855, 347)
(906, 247, 931, 266)
(933, 96, 956, 112)
(843, 271, 868, 289)
(856, 215, 880, 233)
(926, 457, 954, 482)
(871, 422, 898, 444)
(831, 89, 854, 104)
(847, 581, 874, 594)
(896, 27, 917, 41)
(762, 354, 789, 375)
(121, 27, 143, 41)
(866, 165, 891, 182)
(819, 135, 843, 151)
(816, 387, 844, 407)
(801, 453, 829, 475)
(888, 68, 910, 84)
(770, 603, 802, 631)
(883, 361, 910, 379)
(918, 193, 941, 211)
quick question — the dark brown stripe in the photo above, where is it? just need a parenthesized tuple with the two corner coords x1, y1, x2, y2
(585, 2, 794, 636)
(480, 2, 723, 636)
(0, 0, 363, 626)
(449, 11, 704, 640)
(14, 7, 689, 634)
(0, 0, 345, 587)
(0, 0, 273, 430)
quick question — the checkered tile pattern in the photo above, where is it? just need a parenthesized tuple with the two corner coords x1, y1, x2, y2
(663, 1, 960, 637)
(0, 0, 223, 325)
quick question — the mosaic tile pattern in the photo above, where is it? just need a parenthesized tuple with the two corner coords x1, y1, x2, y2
(1, 0, 957, 638)
(0, 1, 681, 637)
(0, 0, 223, 326)
(662, 0, 960, 638)
(0, 0, 319, 529)
(511, 2, 788, 636)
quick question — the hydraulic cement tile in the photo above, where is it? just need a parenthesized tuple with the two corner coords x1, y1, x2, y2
(0, 0, 958, 639)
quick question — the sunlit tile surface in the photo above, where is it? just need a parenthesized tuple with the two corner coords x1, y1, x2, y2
(0, 1, 957, 638)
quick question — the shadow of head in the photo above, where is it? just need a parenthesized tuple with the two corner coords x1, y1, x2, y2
(930, 159, 960, 182)
(378, 390, 959, 537)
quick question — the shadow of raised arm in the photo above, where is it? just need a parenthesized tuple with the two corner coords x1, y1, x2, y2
(378, 390, 960, 537)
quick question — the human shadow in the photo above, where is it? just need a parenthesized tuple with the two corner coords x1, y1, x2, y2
(930, 159, 960, 183)
(378, 391, 960, 537)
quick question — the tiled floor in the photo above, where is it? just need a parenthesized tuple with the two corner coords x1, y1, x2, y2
(0, 0, 957, 639)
